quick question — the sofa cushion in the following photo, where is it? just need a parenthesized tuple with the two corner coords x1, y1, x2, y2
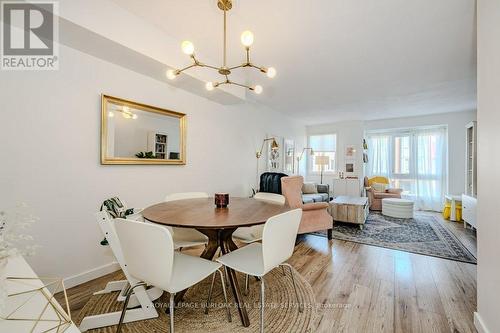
(371, 182, 388, 192)
(302, 193, 329, 203)
(302, 196, 315, 204)
(302, 182, 318, 194)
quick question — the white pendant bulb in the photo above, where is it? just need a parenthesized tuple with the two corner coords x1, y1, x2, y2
(166, 69, 177, 80)
(240, 31, 254, 47)
(205, 82, 215, 91)
(266, 67, 277, 78)
(181, 40, 195, 55)
(254, 85, 263, 94)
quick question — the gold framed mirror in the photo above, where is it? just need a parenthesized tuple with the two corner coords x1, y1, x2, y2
(101, 95, 186, 165)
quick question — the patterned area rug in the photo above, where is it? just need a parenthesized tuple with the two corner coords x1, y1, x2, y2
(75, 267, 319, 332)
(315, 212, 476, 264)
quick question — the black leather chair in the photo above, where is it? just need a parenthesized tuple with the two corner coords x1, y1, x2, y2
(259, 172, 288, 194)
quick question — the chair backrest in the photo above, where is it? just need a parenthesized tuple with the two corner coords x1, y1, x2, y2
(365, 176, 390, 187)
(259, 172, 288, 194)
(95, 212, 141, 284)
(281, 176, 304, 209)
(254, 192, 286, 205)
(164, 192, 209, 202)
(262, 208, 302, 273)
(113, 218, 174, 291)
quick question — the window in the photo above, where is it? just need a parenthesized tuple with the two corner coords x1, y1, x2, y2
(308, 134, 337, 173)
(365, 126, 447, 211)
(394, 135, 410, 174)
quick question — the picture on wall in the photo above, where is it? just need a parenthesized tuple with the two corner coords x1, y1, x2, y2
(345, 162, 355, 173)
(345, 145, 357, 158)
(267, 135, 284, 172)
(284, 139, 295, 174)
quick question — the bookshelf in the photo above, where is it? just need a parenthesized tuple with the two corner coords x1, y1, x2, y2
(465, 121, 477, 197)
(148, 132, 168, 159)
(462, 121, 477, 229)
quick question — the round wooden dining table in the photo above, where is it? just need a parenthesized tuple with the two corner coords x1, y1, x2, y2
(142, 197, 290, 327)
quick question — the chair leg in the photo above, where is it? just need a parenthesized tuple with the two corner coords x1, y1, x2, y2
(116, 282, 147, 333)
(327, 228, 332, 240)
(169, 293, 176, 333)
(224, 266, 230, 288)
(217, 269, 232, 323)
(204, 272, 217, 314)
(260, 277, 265, 333)
(281, 263, 303, 313)
(244, 274, 249, 296)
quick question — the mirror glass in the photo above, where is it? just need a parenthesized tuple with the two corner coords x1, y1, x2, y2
(101, 95, 186, 165)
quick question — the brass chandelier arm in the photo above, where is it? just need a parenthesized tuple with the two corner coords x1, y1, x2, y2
(228, 48, 267, 73)
(231, 81, 254, 90)
(213, 79, 253, 91)
(176, 63, 198, 74)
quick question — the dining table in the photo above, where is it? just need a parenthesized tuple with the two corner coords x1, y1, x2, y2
(141, 197, 290, 327)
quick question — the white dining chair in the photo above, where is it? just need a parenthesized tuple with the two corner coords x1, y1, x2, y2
(217, 208, 303, 333)
(113, 218, 231, 333)
(232, 192, 285, 244)
(163, 192, 210, 250)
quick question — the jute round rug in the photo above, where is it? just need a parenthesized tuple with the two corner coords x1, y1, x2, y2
(75, 267, 318, 332)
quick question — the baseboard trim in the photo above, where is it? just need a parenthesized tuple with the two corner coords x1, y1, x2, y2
(63, 261, 120, 290)
(474, 312, 490, 333)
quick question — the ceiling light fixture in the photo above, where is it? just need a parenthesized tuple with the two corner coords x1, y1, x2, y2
(166, 0, 276, 94)
(109, 106, 138, 120)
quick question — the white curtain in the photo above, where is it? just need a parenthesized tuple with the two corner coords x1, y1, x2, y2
(366, 127, 448, 211)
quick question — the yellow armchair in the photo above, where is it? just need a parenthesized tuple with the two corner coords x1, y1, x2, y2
(364, 176, 403, 211)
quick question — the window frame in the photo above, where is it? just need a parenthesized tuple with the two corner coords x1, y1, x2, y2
(306, 133, 338, 175)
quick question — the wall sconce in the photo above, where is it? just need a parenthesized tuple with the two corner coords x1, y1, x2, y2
(256, 137, 279, 159)
(254, 137, 280, 193)
(296, 147, 314, 174)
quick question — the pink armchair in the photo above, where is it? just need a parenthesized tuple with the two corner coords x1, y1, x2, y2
(281, 176, 333, 239)
(364, 176, 403, 211)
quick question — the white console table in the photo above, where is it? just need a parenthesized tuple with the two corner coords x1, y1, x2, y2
(332, 178, 362, 197)
(462, 194, 477, 229)
(0, 256, 80, 333)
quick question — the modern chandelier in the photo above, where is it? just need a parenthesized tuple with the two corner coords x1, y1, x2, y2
(166, 0, 276, 94)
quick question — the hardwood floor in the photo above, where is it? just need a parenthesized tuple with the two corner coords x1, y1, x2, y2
(58, 214, 477, 333)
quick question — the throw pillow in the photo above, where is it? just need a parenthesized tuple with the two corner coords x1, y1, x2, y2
(371, 182, 388, 192)
(302, 182, 318, 194)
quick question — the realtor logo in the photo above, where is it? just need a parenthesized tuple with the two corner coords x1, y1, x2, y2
(1, 1, 59, 70)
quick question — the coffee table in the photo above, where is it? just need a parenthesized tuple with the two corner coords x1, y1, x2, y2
(330, 196, 369, 229)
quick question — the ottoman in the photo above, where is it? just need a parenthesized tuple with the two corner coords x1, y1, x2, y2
(382, 198, 414, 218)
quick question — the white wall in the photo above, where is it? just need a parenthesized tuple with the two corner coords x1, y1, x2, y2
(476, 0, 500, 332)
(305, 111, 476, 196)
(0, 44, 305, 284)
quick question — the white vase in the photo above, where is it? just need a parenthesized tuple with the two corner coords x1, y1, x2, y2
(0, 257, 7, 316)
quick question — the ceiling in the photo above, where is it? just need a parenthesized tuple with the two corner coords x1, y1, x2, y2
(110, 0, 477, 124)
